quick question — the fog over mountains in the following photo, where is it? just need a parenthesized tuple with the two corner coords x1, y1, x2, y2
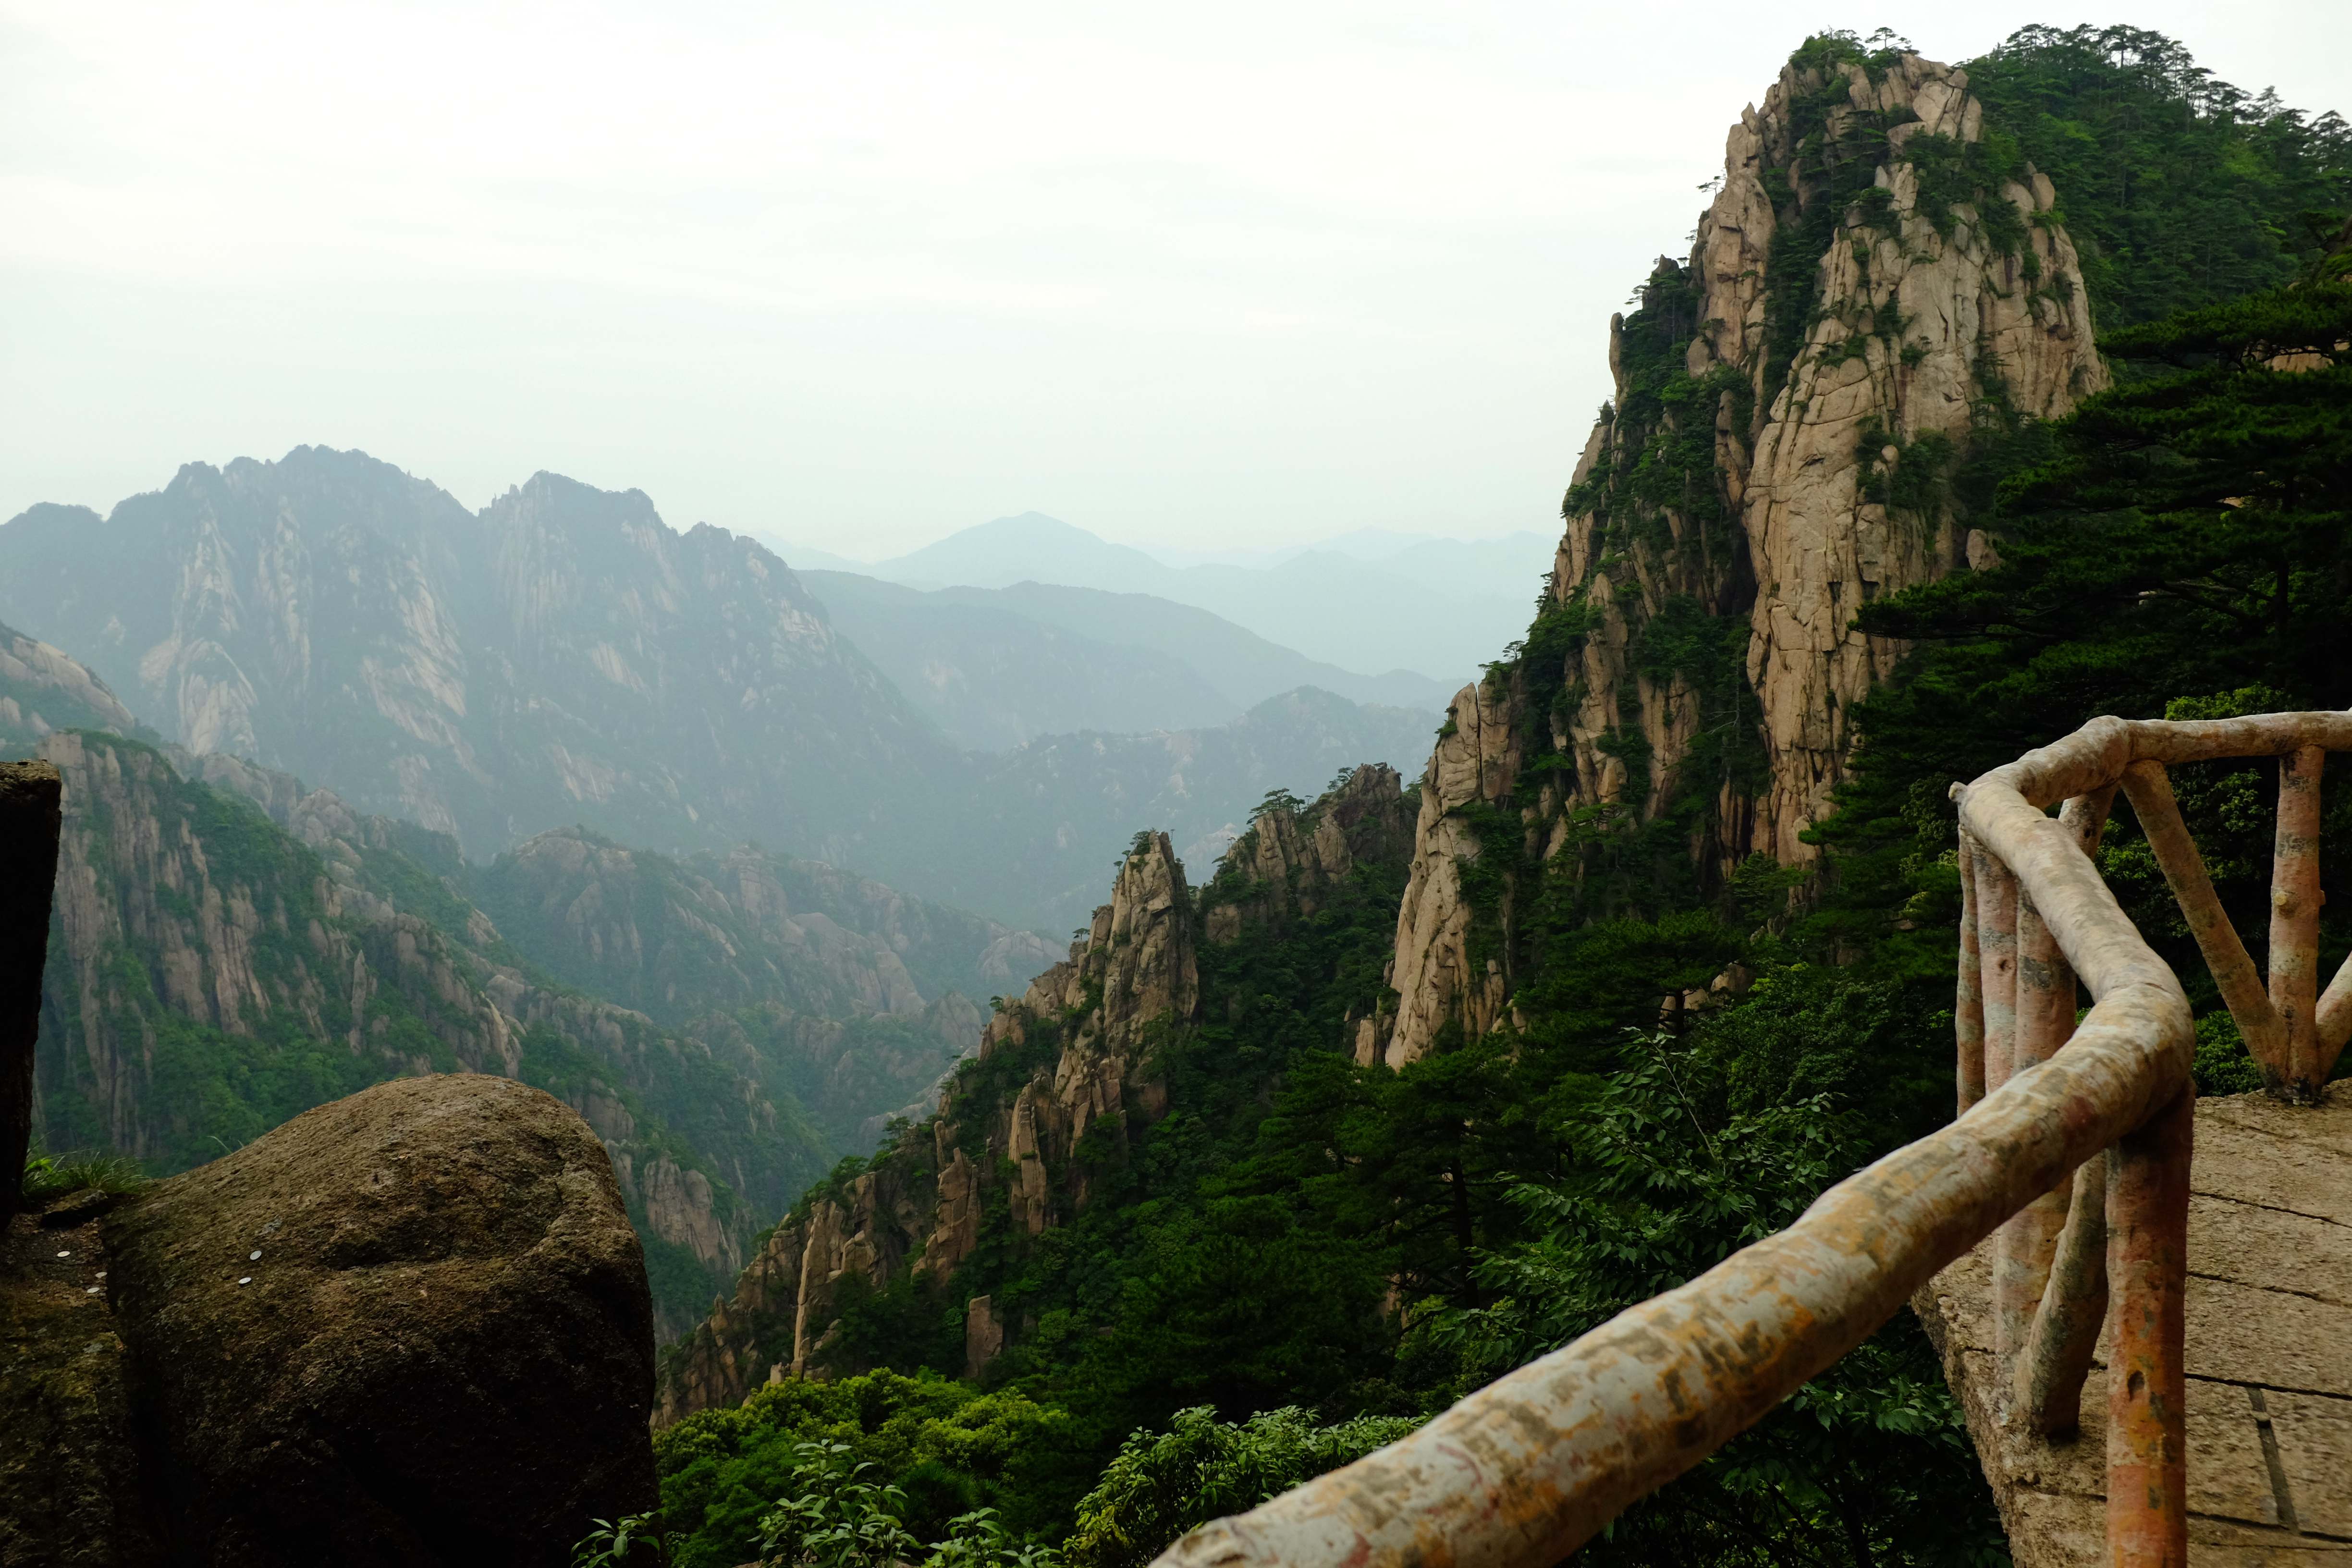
(769, 511, 1554, 682)
(0, 446, 1455, 930)
(802, 572, 1458, 749)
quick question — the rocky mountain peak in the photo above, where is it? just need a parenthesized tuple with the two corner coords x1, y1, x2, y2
(1381, 45, 2107, 1067)
(655, 764, 1414, 1423)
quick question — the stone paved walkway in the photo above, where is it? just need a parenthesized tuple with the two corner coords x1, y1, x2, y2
(1916, 1089, 2352, 1563)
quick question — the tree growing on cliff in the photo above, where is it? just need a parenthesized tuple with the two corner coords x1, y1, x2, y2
(1861, 279, 2352, 717)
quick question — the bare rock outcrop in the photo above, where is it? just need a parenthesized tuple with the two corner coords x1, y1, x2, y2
(1735, 63, 2102, 856)
(0, 625, 137, 750)
(1383, 49, 2106, 1064)
(656, 776, 1417, 1425)
(1384, 687, 1522, 1066)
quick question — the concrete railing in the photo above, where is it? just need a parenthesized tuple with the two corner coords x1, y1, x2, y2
(1156, 712, 2352, 1568)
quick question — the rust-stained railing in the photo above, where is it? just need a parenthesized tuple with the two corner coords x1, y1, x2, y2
(1156, 712, 2352, 1568)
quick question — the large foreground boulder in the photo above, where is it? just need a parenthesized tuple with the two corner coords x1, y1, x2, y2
(98, 1073, 657, 1565)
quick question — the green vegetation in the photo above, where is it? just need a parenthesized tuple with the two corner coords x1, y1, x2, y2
(1063, 1408, 1417, 1568)
(1841, 277, 2352, 1090)
(1963, 26, 2351, 330)
(573, 1514, 671, 1568)
(654, 1372, 1094, 1568)
(19, 1147, 147, 1207)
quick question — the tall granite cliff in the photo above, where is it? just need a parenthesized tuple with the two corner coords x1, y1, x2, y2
(654, 764, 1415, 1423)
(1376, 47, 2107, 1066)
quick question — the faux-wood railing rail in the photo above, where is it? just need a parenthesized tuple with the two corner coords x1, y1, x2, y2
(1155, 712, 2352, 1568)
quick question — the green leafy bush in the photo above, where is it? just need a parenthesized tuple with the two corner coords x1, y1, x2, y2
(1063, 1407, 1420, 1568)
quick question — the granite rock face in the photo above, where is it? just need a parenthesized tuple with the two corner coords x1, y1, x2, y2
(0, 624, 137, 753)
(1729, 60, 2102, 858)
(1383, 52, 2106, 1065)
(0, 1199, 159, 1567)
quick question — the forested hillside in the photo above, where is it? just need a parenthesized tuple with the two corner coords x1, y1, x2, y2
(647, 28, 2351, 1568)
(6, 629, 1056, 1337)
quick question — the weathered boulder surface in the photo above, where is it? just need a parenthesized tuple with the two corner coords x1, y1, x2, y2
(97, 1073, 656, 1566)
(0, 1201, 159, 1568)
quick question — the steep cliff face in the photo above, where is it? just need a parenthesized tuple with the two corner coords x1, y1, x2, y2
(24, 727, 833, 1339)
(1381, 46, 2107, 1065)
(655, 768, 1415, 1423)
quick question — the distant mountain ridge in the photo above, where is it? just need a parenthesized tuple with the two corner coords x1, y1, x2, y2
(0, 447, 1442, 930)
(0, 451, 938, 867)
(784, 512, 1552, 681)
(802, 571, 1456, 747)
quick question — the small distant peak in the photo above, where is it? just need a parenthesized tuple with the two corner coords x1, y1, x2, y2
(975, 510, 1087, 536)
(4, 500, 105, 530)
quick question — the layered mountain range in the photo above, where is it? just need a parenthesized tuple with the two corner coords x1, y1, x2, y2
(787, 511, 1552, 681)
(799, 571, 1457, 749)
(655, 45, 2118, 1412)
(0, 452, 1438, 929)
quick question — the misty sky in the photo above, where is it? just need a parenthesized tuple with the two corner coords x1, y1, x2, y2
(4, 2, 2345, 559)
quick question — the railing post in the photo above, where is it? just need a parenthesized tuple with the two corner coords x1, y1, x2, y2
(1978, 846, 2020, 1096)
(2270, 746, 2324, 1101)
(2119, 760, 2288, 1084)
(2016, 1154, 2108, 1434)
(2107, 1090, 2192, 1568)
(2002, 885, 2074, 1369)
(1957, 824, 1986, 1115)
(1999, 788, 2112, 1389)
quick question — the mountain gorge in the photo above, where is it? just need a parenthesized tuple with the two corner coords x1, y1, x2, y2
(658, 761, 1417, 1420)
(4, 625, 1056, 1336)
(658, 46, 2117, 1372)
(28, 724, 798, 1339)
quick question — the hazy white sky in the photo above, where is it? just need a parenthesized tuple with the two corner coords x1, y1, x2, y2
(3, 2, 2344, 557)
